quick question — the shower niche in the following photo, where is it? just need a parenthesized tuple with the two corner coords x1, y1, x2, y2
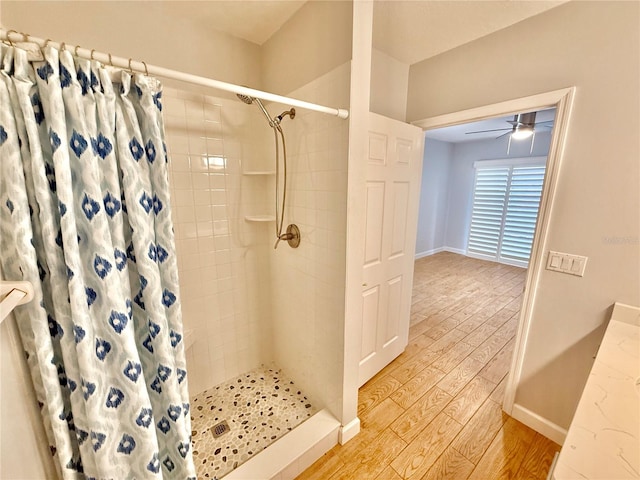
(242, 170, 275, 223)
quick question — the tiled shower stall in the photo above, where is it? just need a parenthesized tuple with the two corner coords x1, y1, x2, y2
(163, 62, 351, 477)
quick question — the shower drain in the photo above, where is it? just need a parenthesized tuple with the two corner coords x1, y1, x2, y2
(210, 420, 230, 438)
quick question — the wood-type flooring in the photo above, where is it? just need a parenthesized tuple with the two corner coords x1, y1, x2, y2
(297, 252, 560, 480)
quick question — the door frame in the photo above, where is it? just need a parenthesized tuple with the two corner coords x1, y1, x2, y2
(411, 87, 575, 422)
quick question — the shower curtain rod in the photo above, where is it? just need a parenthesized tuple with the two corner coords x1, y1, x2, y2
(0, 29, 350, 120)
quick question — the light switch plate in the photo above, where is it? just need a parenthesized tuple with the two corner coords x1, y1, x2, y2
(546, 251, 588, 277)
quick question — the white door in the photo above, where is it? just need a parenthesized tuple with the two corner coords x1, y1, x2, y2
(358, 112, 424, 386)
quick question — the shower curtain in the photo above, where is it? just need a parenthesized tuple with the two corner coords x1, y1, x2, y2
(0, 44, 196, 479)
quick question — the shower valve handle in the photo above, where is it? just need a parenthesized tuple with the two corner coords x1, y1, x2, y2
(273, 224, 300, 249)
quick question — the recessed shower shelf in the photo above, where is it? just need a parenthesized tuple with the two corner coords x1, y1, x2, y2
(244, 215, 276, 222)
(242, 171, 275, 176)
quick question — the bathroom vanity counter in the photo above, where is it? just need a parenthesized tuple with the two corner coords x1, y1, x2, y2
(553, 303, 640, 479)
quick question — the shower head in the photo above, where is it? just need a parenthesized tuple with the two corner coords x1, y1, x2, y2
(237, 93, 276, 127)
(236, 94, 254, 105)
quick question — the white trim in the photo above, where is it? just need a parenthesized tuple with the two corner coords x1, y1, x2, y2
(465, 251, 528, 269)
(342, 0, 372, 438)
(504, 88, 576, 415)
(473, 156, 547, 169)
(411, 87, 576, 424)
(415, 247, 445, 259)
(414, 246, 466, 260)
(511, 403, 567, 445)
(412, 88, 573, 130)
(338, 417, 361, 445)
(417, 249, 529, 268)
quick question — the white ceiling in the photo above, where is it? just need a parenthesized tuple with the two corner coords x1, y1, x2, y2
(151, 2, 564, 144)
(372, 0, 567, 65)
(425, 108, 557, 144)
(190, 0, 567, 65)
(158, 1, 306, 46)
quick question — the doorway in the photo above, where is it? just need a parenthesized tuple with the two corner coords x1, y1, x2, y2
(416, 107, 556, 267)
(411, 89, 574, 436)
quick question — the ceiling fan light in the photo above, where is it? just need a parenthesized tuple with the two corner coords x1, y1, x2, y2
(511, 126, 534, 140)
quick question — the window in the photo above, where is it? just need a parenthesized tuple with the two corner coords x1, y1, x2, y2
(467, 158, 546, 267)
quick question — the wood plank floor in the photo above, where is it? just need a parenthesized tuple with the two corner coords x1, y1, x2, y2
(297, 252, 560, 480)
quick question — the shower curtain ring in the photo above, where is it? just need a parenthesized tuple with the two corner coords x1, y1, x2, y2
(142, 61, 148, 76)
(60, 42, 66, 52)
(90, 49, 96, 60)
(74, 45, 80, 56)
(44, 38, 52, 48)
(108, 53, 113, 67)
(128, 58, 134, 73)
(5, 30, 17, 46)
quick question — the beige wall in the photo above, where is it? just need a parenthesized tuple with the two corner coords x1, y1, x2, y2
(407, 1, 640, 430)
(0, 314, 57, 479)
(260, 0, 352, 96)
(370, 48, 409, 121)
(1, 1, 262, 88)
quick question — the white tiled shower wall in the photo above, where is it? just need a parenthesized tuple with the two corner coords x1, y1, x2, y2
(269, 62, 351, 418)
(163, 88, 274, 395)
(161, 60, 351, 410)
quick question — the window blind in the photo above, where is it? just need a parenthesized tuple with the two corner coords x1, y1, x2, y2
(467, 162, 545, 267)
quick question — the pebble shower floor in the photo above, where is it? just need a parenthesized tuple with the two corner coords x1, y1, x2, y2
(190, 365, 318, 478)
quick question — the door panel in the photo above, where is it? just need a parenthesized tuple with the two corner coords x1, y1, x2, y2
(390, 182, 410, 257)
(364, 182, 385, 266)
(383, 275, 403, 346)
(361, 286, 380, 362)
(358, 113, 424, 386)
(368, 132, 388, 164)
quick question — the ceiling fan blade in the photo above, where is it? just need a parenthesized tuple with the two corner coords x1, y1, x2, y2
(465, 128, 512, 135)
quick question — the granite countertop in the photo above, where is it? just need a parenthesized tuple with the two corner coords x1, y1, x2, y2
(553, 303, 640, 479)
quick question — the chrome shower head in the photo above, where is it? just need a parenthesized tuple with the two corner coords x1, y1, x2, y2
(236, 94, 254, 105)
(237, 93, 276, 127)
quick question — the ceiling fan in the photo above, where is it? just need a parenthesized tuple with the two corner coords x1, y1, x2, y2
(465, 111, 554, 153)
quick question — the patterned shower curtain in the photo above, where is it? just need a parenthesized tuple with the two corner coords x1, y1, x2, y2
(0, 43, 196, 479)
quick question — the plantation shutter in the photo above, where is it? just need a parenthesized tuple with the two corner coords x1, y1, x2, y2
(467, 159, 546, 267)
(500, 166, 546, 262)
(467, 167, 510, 258)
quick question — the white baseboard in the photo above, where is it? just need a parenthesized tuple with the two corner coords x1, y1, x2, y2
(511, 403, 567, 445)
(415, 246, 466, 260)
(415, 247, 444, 259)
(338, 416, 360, 444)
